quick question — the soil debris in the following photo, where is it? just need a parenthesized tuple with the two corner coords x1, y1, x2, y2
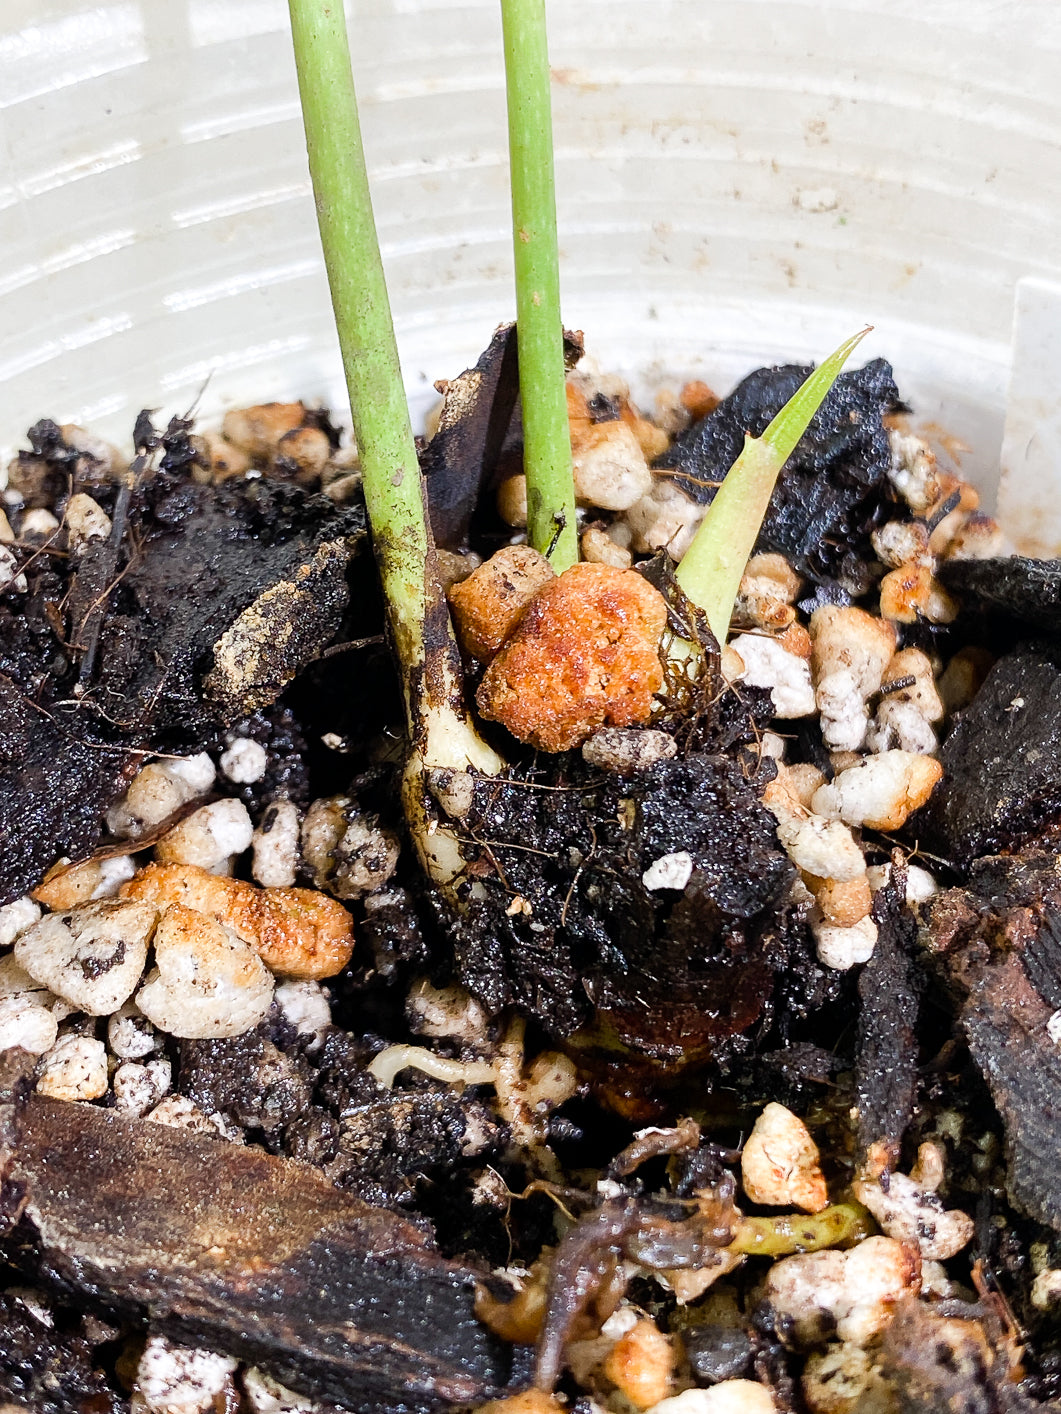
(853, 861, 920, 1168)
(0, 417, 366, 904)
(446, 744, 794, 1057)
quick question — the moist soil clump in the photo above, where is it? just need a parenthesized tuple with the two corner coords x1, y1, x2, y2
(4, 351, 1061, 1412)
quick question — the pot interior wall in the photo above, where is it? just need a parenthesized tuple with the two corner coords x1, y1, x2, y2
(2, 0, 1060, 542)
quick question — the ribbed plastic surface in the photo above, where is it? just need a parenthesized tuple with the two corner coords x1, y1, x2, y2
(2, 0, 1060, 509)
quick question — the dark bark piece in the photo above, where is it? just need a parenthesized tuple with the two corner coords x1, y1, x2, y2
(915, 643, 1061, 871)
(939, 555, 1061, 636)
(420, 325, 585, 553)
(420, 324, 520, 552)
(963, 955, 1061, 1232)
(854, 866, 920, 1165)
(920, 853, 1061, 1233)
(94, 475, 364, 744)
(653, 359, 901, 585)
(0, 1094, 510, 1413)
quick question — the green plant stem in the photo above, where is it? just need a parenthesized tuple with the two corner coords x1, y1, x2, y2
(288, 0, 502, 890)
(288, 0, 427, 720)
(675, 328, 872, 643)
(501, 0, 578, 571)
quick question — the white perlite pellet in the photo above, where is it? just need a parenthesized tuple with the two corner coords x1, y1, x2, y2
(155, 799, 254, 873)
(742, 1102, 827, 1212)
(811, 751, 942, 832)
(866, 862, 938, 905)
(812, 913, 879, 971)
(134, 1335, 237, 1414)
(94, 855, 138, 898)
(765, 1236, 920, 1349)
(0, 994, 58, 1055)
(649, 1383, 777, 1414)
(113, 1058, 173, 1117)
(64, 492, 112, 549)
(571, 419, 652, 511)
(642, 851, 695, 892)
(406, 978, 489, 1046)
(136, 903, 274, 1040)
(107, 1001, 159, 1060)
(730, 633, 816, 718)
(252, 799, 301, 888)
(301, 797, 400, 898)
(16, 901, 158, 1015)
(242, 1368, 324, 1413)
(0, 896, 40, 946)
(106, 753, 216, 839)
(219, 736, 268, 784)
(853, 1168, 974, 1261)
(274, 980, 331, 1048)
(36, 1034, 108, 1102)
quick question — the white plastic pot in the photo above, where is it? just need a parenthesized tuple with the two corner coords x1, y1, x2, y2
(2, 1, 1060, 547)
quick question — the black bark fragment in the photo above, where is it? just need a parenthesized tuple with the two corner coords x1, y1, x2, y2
(653, 359, 902, 585)
(420, 324, 585, 553)
(854, 862, 920, 1164)
(939, 555, 1061, 636)
(915, 643, 1061, 871)
(96, 473, 363, 742)
(0, 1090, 510, 1413)
(921, 853, 1061, 1233)
(420, 324, 520, 552)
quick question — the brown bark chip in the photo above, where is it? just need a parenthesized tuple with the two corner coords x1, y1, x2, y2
(0, 1087, 510, 1412)
(477, 563, 668, 752)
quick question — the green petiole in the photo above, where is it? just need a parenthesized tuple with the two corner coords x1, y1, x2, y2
(729, 1201, 875, 1257)
(501, 0, 578, 572)
(675, 328, 872, 644)
(288, 0, 501, 892)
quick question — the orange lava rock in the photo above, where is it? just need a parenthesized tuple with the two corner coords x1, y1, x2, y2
(602, 1319, 674, 1409)
(221, 402, 307, 459)
(121, 863, 353, 979)
(476, 562, 667, 752)
(474, 1393, 565, 1414)
(680, 379, 720, 419)
(448, 545, 556, 662)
